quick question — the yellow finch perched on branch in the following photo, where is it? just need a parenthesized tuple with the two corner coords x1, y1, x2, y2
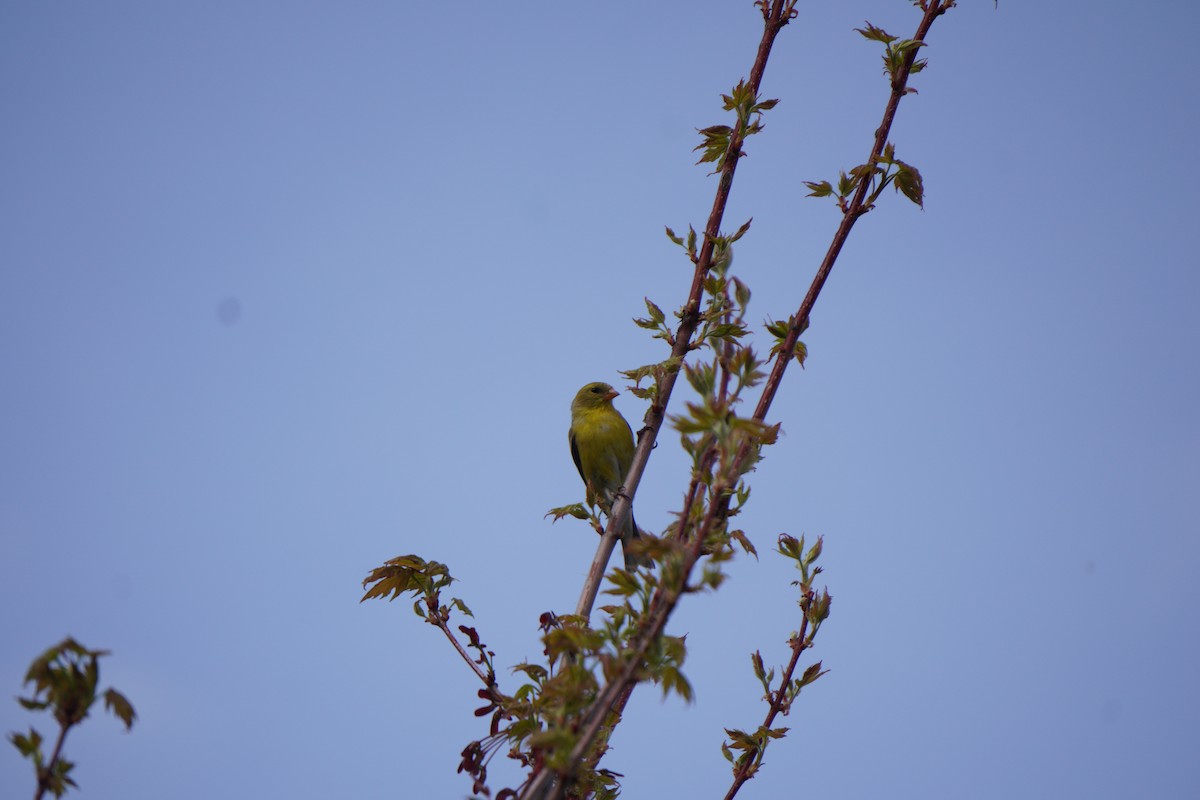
(569, 382, 647, 571)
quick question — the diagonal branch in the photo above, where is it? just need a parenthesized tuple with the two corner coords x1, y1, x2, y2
(574, 0, 798, 619)
(722, 612, 811, 799)
(430, 603, 494, 689)
(752, 0, 953, 425)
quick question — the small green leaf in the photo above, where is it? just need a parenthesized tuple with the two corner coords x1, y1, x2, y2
(804, 536, 823, 566)
(855, 21, 896, 44)
(103, 688, 137, 730)
(893, 160, 925, 208)
(804, 180, 833, 198)
(684, 362, 716, 396)
(512, 662, 548, 682)
(545, 503, 590, 522)
(730, 529, 758, 558)
(47, 756, 79, 798)
(9, 727, 42, 758)
(644, 298, 665, 325)
(732, 278, 751, 311)
(724, 727, 757, 750)
(778, 533, 802, 561)
(730, 218, 752, 242)
(836, 171, 856, 198)
(799, 660, 828, 687)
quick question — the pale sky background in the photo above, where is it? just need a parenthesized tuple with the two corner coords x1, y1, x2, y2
(2, 2, 1198, 798)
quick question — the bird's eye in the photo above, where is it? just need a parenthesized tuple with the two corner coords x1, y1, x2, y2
(591, 386, 602, 393)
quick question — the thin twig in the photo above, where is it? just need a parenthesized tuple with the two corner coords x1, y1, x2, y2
(752, 0, 952, 425)
(723, 611, 811, 800)
(432, 614, 492, 687)
(33, 723, 70, 800)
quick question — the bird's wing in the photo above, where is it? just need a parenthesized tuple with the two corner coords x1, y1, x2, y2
(569, 425, 586, 484)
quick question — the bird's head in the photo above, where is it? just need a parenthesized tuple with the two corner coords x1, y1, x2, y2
(572, 381, 618, 412)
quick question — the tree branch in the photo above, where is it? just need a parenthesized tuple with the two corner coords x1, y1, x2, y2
(430, 603, 494, 689)
(574, 0, 797, 618)
(752, 0, 952, 425)
(723, 613, 811, 799)
(33, 723, 70, 800)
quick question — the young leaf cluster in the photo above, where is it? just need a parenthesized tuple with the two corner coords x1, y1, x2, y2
(670, 229, 779, 521)
(856, 21, 929, 87)
(694, 80, 779, 173)
(804, 142, 925, 214)
(9, 638, 136, 800)
(765, 315, 809, 369)
(801, 18, 937, 216)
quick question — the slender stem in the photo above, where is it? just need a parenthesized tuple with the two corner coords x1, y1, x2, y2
(34, 722, 70, 800)
(433, 615, 491, 687)
(752, 0, 950, 425)
(723, 612, 811, 800)
(425, 595, 507, 717)
(717, 5, 954, 797)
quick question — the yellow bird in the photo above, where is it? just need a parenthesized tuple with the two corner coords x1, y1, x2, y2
(569, 382, 647, 570)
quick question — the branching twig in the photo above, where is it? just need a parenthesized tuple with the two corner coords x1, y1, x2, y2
(427, 596, 495, 689)
(723, 611, 810, 800)
(34, 724, 70, 800)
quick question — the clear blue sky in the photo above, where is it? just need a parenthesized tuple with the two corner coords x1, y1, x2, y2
(3, 2, 1198, 798)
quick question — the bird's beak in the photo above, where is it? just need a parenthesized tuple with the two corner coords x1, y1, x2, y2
(604, 389, 619, 401)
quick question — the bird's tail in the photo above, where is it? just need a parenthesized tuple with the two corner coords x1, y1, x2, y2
(622, 512, 652, 571)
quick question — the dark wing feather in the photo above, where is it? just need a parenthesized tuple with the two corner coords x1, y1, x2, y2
(569, 426, 586, 483)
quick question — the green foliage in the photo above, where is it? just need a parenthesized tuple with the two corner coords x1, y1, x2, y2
(804, 140, 925, 214)
(619, 356, 681, 407)
(669, 235, 782, 519)
(694, 79, 779, 173)
(804, 20, 933, 216)
(545, 503, 591, 523)
(721, 723, 788, 778)
(9, 638, 136, 800)
(766, 315, 809, 368)
(856, 22, 928, 83)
